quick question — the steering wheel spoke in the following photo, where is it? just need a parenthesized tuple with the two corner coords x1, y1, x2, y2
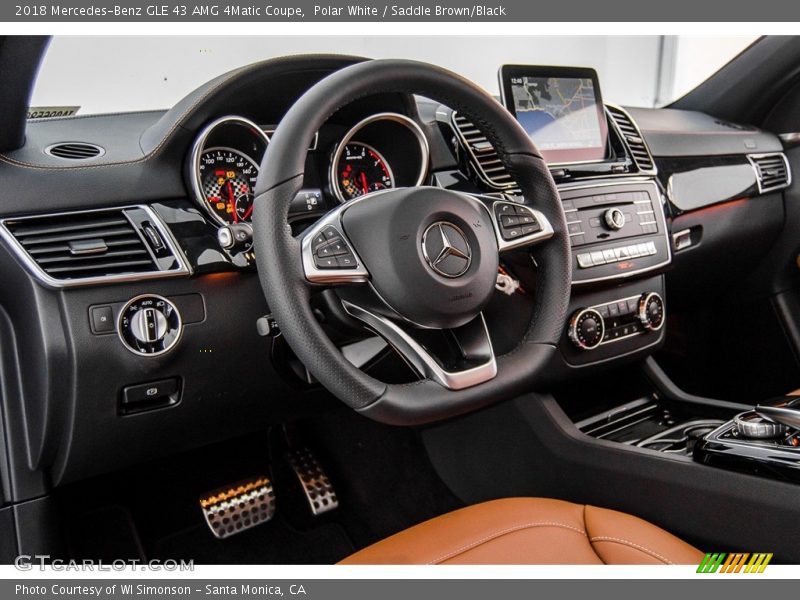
(300, 205, 370, 285)
(488, 198, 555, 252)
(342, 300, 497, 390)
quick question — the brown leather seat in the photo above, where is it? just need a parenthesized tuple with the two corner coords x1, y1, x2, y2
(340, 498, 703, 565)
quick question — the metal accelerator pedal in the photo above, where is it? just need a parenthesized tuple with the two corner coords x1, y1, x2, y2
(286, 447, 339, 516)
(199, 475, 276, 539)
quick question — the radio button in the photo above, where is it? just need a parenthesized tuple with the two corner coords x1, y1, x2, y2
(577, 253, 593, 268)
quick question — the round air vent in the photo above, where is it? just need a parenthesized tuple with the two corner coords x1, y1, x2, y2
(45, 142, 105, 160)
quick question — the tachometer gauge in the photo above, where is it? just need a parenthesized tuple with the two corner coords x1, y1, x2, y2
(197, 147, 259, 224)
(336, 143, 394, 201)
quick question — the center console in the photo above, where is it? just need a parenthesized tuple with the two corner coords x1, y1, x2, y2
(695, 398, 800, 482)
(565, 358, 800, 486)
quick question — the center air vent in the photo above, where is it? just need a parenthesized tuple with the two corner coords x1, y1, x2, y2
(606, 105, 656, 174)
(749, 153, 791, 194)
(0, 207, 189, 287)
(45, 142, 105, 160)
(451, 112, 520, 193)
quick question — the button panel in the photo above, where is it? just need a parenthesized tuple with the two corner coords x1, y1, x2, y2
(590, 294, 654, 344)
(576, 241, 657, 269)
(494, 202, 541, 241)
(311, 226, 358, 270)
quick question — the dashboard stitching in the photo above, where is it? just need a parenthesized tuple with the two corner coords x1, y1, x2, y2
(0, 65, 250, 170)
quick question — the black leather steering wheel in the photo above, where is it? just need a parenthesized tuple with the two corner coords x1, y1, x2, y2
(252, 59, 571, 425)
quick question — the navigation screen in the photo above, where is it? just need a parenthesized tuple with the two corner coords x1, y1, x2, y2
(500, 66, 608, 164)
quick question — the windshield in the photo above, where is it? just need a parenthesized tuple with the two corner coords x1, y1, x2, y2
(30, 35, 758, 116)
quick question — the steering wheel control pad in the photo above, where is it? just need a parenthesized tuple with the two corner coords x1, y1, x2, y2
(341, 187, 498, 329)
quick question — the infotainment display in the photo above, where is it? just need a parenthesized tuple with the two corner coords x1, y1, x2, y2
(499, 65, 608, 165)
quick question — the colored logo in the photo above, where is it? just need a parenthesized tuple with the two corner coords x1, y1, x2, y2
(697, 552, 773, 573)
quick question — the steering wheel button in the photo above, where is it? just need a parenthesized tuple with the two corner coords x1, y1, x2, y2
(315, 256, 338, 269)
(518, 214, 536, 225)
(323, 227, 339, 239)
(496, 203, 516, 216)
(312, 233, 327, 248)
(521, 224, 540, 235)
(317, 244, 335, 257)
(500, 215, 520, 228)
(502, 228, 521, 240)
(336, 253, 357, 269)
(329, 240, 348, 255)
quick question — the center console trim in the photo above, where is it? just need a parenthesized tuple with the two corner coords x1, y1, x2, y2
(558, 178, 672, 285)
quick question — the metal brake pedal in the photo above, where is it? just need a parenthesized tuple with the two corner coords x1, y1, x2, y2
(199, 475, 276, 539)
(287, 448, 338, 516)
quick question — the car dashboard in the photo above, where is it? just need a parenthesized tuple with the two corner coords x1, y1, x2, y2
(0, 54, 791, 497)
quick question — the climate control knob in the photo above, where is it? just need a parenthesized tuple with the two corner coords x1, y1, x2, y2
(638, 292, 665, 331)
(118, 294, 182, 356)
(568, 308, 605, 350)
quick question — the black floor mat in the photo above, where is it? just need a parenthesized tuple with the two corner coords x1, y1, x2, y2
(153, 518, 353, 565)
(297, 409, 464, 548)
(55, 407, 462, 563)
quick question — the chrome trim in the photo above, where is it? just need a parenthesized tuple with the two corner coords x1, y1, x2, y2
(332, 141, 396, 200)
(605, 103, 658, 176)
(489, 200, 555, 252)
(0, 205, 191, 289)
(116, 293, 183, 358)
(299, 192, 377, 285)
(638, 292, 665, 332)
(588, 294, 650, 347)
(342, 301, 497, 391)
(733, 411, 788, 439)
(421, 221, 472, 278)
(672, 228, 692, 251)
(747, 152, 792, 194)
(189, 115, 270, 228)
(568, 307, 605, 350)
(779, 132, 800, 146)
(753, 405, 800, 432)
(44, 141, 106, 160)
(559, 179, 673, 286)
(450, 110, 518, 191)
(330, 113, 430, 204)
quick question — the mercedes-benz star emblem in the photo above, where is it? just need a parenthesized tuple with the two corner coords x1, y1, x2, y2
(422, 222, 472, 278)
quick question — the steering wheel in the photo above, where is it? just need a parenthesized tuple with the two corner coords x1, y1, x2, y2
(252, 59, 571, 426)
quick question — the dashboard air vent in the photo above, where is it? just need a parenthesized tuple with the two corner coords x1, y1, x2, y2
(606, 105, 656, 174)
(45, 142, 104, 160)
(0, 207, 189, 287)
(749, 153, 791, 194)
(451, 112, 520, 192)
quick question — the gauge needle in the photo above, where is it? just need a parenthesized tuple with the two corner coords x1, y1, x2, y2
(226, 180, 238, 223)
(360, 172, 368, 195)
(242, 204, 254, 220)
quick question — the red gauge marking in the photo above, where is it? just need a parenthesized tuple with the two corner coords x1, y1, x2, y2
(360, 172, 368, 195)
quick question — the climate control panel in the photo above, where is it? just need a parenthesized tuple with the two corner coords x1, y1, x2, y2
(568, 292, 664, 351)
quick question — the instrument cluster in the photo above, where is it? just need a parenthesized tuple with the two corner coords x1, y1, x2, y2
(188, 112, 430, 228)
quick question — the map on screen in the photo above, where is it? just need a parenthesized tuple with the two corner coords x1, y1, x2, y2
(509, 76, 604, 154)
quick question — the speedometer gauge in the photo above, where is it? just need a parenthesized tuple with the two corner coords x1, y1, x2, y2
(336, 143, 394, 201)
(197, 147, 259, 225)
